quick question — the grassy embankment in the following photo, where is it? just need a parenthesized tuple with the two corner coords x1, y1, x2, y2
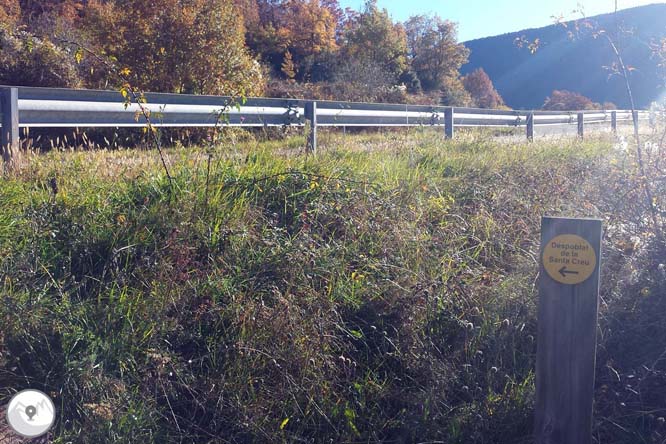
(1, 129, 665, 443)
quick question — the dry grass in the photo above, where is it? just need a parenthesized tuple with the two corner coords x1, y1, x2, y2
(0, 128, 665, 443)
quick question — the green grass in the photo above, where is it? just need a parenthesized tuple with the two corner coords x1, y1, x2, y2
(1, 128, 665, 443)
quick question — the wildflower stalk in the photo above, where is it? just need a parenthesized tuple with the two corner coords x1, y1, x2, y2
(55, 37, 174, 190)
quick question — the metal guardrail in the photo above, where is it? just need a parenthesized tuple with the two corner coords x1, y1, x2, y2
(0, 85, 651, 157)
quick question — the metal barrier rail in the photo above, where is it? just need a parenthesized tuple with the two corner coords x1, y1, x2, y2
(0, 85, 652, 156)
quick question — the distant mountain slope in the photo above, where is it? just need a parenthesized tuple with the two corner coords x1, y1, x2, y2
(461, 3, 666, 109)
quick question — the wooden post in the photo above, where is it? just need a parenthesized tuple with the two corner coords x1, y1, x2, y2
(1, 87, 19, 166)
(527, 113, 534, 141)
(535, 217, 602, 444)
(577, 112, 584, 138)
(304, 101, 317, 154)
(444, 107, 454, 139)
(611, 111, 617, 133)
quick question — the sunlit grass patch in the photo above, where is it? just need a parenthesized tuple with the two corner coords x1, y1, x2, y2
(4, 129, 657, 443)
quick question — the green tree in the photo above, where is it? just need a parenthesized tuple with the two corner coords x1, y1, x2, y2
(440, 75, 472, 106)
(340, 0, 408, 82)
(0, 28, 81, 87)
(404, 14, 468, 91)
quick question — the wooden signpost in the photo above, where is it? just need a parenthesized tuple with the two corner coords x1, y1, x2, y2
(535, 217, 602, 444)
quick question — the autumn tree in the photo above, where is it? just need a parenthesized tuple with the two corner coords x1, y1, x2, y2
(0, 0, 82, 88)
(277, 0, 337, 79)
(234, 0, 260, 36)
(281, 49, 296, 80)
(0, 0, 20, 28)
(340, 0, 408, 82)
(15, 0, 84, 26)
(404, 14, 468, 91)
(542, 89, 601, 110)
(321, 0, 343, 38)
(462, 68, 505, 109)
(440, 75, 472, 106)
(81, 0, 264, 96)
(247, 0, 338, 80)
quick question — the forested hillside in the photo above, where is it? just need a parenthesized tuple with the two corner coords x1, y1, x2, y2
(461, 3, 666, 109)
(2, 2, 665, 109)
(0, 0, 504, 107)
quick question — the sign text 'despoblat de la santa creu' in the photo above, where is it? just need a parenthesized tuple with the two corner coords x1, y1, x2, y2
(542, 234, 596, 285)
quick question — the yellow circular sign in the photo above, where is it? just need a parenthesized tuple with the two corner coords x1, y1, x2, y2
(542, 234, 596, 284)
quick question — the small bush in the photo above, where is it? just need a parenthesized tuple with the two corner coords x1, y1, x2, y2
(0, 29, 81, 87)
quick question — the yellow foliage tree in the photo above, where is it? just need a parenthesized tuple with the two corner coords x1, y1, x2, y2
(82, 0, 265, 96)
(281, 50, 296, 80)
(247, 0, 339, 80)
(276, 0, 337, 60)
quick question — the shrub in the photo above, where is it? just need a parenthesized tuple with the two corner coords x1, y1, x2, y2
(440, 75, 473, 106)
(542, 89, 601, 110)
(0, 29, 81, 87)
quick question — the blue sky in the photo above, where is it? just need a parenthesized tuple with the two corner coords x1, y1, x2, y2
(338, 0, 664, 41)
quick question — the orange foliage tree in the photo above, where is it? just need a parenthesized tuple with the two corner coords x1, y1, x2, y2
(276, 0, 337, 60)
(0, 0, 20, 28)
(247, 0, 339, 80)
(542, 90, 601, 110)
(462, 68, 505, 109)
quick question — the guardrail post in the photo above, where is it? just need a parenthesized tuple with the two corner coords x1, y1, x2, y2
(632, 110, 639, 133)
(577, 113, 584, 138)
(445, 107, 454, 139)
(611, 111, 617, 133)
(1, 87, 19, 166)
(527, 113, 534, 141)
(305, 101, 317, 153)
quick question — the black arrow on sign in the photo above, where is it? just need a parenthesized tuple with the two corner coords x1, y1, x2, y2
(559, 266, 579, 278)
